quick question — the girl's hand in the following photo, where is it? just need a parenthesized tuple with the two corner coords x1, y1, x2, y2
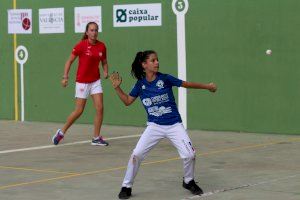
(110, 71, 122, 88)
(61, 78, 68, 87)
(103, 71, 109, 79)
(208, 82, 217, 92)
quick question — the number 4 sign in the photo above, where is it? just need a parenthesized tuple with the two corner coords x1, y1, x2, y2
(15, 45, 29, 122)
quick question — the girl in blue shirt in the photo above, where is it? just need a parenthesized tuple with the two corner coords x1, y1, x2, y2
(110, 50, 217, 199)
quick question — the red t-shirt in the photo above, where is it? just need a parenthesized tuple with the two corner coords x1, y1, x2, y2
(72, 39, 107, 83)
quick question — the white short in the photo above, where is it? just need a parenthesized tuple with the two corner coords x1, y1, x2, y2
(75, 79, 103, 99)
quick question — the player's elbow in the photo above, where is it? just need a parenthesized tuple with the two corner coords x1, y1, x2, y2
(125, 101, 134, 106)
(123, 100, 132, 106)
(66, 59, 74, 67)
(124, 97, 134, 106)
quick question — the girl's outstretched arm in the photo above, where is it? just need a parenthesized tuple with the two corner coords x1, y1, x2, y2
(182, 81, 217, 92)
(110, 72, 136, 106)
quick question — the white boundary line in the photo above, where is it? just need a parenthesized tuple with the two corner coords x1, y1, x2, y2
(0, 134, 141, 154)
(181, 174, 300, 200)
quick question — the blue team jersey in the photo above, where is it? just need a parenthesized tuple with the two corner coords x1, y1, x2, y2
(129, 72, 183, 125)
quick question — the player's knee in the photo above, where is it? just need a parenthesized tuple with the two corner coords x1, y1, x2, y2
(75, 107, 84, 116)
(132, 155, 138, 164)
(131, 150, 144, 162)
(132, 152, 142, 159)
(130, 153, 141, 164)
(183, 152, 195, 160)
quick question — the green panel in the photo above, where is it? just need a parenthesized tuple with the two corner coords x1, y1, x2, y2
(186, 0, 300, 134)
(0, 0, 14, 120)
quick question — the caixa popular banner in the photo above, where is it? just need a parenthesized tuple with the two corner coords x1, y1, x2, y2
(113, 3, 161, 27)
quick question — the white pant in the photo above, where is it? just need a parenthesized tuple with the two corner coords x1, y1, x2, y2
(75, 79, 103, 99)
(122, 122, 196, 188)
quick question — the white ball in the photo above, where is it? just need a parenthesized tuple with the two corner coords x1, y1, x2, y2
(266, 49, 272, 55)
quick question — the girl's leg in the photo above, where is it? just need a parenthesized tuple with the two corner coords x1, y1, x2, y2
(167, 123, 196, 184)
(52, 82, 89, 145)
(91, 93, 103, 138)
(89, 80, 108, 145)
(61, 98, 87, 134)
(90, 93, 108, 146)
(122, 123, 164, 188)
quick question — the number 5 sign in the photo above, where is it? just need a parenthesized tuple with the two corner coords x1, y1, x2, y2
(172, 0, 189, 15)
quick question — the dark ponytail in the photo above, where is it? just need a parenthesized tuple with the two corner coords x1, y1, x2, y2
(81, 22, 98, 40)
(131, 50, 156, 80)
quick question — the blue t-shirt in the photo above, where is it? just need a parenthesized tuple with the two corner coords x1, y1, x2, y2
(129, 72, 183, 125)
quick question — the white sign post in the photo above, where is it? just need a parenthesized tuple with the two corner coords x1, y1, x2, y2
(172, 0, 189, 129)
(15, 46, 28, 122)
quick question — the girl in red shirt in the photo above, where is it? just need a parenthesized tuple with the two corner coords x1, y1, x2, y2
(52, 22, 108, 146)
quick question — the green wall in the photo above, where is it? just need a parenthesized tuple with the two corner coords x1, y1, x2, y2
(186, 0, 300, 134)
(0, 0, 15, 120)
(1, 0, 299, 134)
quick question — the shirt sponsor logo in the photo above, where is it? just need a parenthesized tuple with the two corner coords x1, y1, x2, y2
(148, 106, 172, 117)
(142, 98, 152, 106)
(156, 80, 164, 89)
(85, 49, 91, 56)
(151, 93, 169, 105)
(113, 3, 161, 27)
(141, 93, 169, 107)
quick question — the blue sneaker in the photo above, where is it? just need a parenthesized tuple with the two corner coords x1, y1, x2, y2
(91, 136, 109, 146)
(52, 129, 64, 145)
